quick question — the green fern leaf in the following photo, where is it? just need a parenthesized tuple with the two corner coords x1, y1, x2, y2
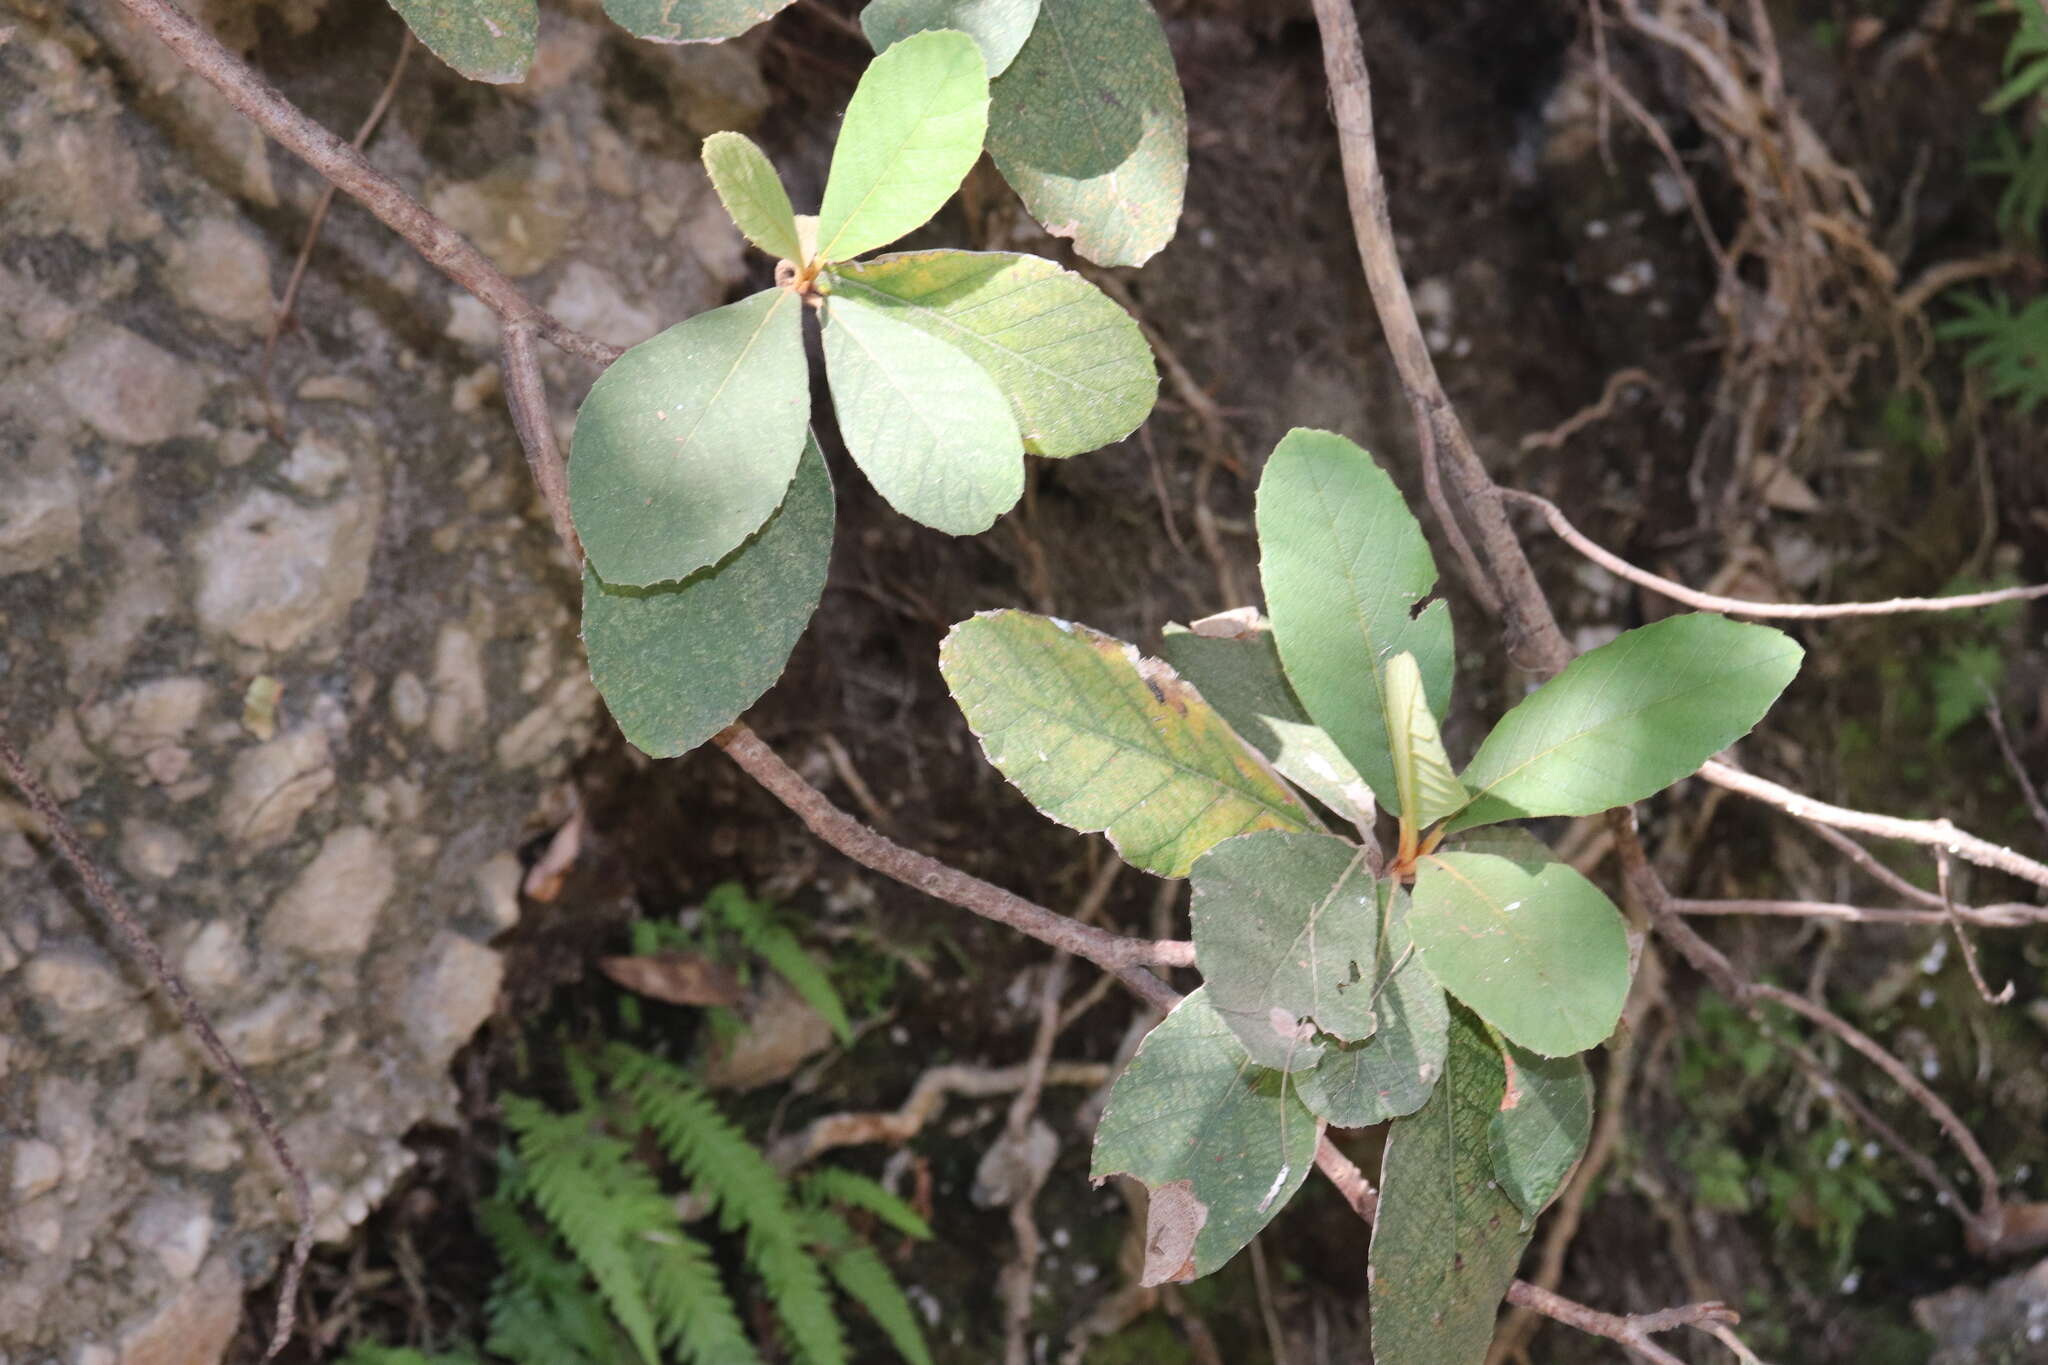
(636, 1232, 763, 1365)
(610, 1046, 849, 1365)
(799, 1169, 933, 1241)
(825, 1245, 932, 1365)
(504, 1096, 669, 1365)
(708, 884, 854, 1043)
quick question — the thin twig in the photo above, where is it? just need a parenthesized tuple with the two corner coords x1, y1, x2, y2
(1981, 682, 2048, 841)
(1670, 897, 2048, 926)
(0, 728, 313, 1360)
(110, 0, 620, 367)
(713, 724, 1194, 975)
(500, 321, 581, 559)
(1519, 367, 1662, 454)
(1700, 758, 2048, 890)
(1309, 0, 1571, 673)
(1937, 848, 2015, 1004)
(1501, 486, 2048, 618)
(260, 30, 415, 434)
(1502, 1281, 1736, 1365)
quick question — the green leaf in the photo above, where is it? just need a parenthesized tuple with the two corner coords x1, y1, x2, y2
(1369, 1006, 1532, 1365)
(816, 29, 990, 264)
(1258, 430, 1454, 811)
(582, 436, 833, 757)
(825, 249, 1157, 458)
(1408, 852, 1629, 1057)
(1294, 883, 1449, 1127)
(987, 0, 1186, 266)
(569, 287, 809, 587)
(1489, 1039, 1593, 1220)
(385, 0, 537, 82)
(1160, 620, 1374, 829)
(939, 611, 1313, 877)
(1090, 987, 1319, 1283)
(821, 294, 1023, 534)
(1384, 651, 1465, 830)
(602, 0, 797, 43)
(822, 1239, 934, 1365)
(1190, 830, 1381, 1070)
(861, 0, 1042, 76)
(703, 131, 804, 263)
(1448, 613, 1804, 832)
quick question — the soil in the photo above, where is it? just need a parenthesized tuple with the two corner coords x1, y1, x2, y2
(226, 1, 2048, 1362)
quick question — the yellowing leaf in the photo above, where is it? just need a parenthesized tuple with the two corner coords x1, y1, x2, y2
(1383, 651, 1466, 830)
(940, 611, 1313, 877)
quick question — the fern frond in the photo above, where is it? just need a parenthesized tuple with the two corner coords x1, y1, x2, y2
(332, 1348, 485, 1365)
(610, 1045, 848, 1365)
(707, 884, 852, 1043)
(1937, 290, 2048, 411)
(487, 1278, 631, 1365)
(799, 1169, 933, 1241)
(807, 1209, 934, 1365)
(503, 1095, 669, 1365)
(636, 1227, 762, 1365)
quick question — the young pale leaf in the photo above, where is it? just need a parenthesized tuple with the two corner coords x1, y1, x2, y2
(1369, 1007, 1532, 1365)
(1160, 622, 1374, 829)
(1191, 831, 1381, 1071)
(1448, 613, 1804, 833)
(1258, 430, 1454, 812)
(861, 0, 1042, 76)
(815, 29, 990, 264)
(1383, 650, 1466, 831)
(1295, 883, 1449, 1127)
(385, 0, 537, 81)
(1409, 852, 1629, 1058)
(569, 287, 808, 587)
(822, 294, 1023, 534)
(1091, 988, 1320, 1283)
(826, 250, 1157, 458)
(582, 436, 833, 758)
(1490, 1039, 1593, 1221)
(939, 611, 1313, 877)
(987, 0, 1186, 266)
(702, 131, 804, 263)
(603, 0, 796, 42)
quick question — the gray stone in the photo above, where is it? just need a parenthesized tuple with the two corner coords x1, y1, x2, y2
(216, 728, 333, 848)
(191, 485, 377, 653)
(122, 1192, 212, 1283)
(118, 819, 195, 881)
(51, 326, 206, 446)
(159, 216, 274, 328)
(401, 932, 504, 1065)
(263, 826, 395, 960)
(8, 1141, 63, 1203)
(0, 463, 81, 577)
(22, 946, 125, 1021)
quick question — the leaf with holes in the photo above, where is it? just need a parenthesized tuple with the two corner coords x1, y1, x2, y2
(1294, 882, 1449, 1127)
(861, 0, 1042, 75)
(603, 0, 797, 42)
(1447, 613, 1804, 832)
(987, 0, 1186, 266)
(1408, 851, 1629, 1058)
(940, 611, 1313, 877)
(815, 29, 990, 264)
(582, 436, 833, 757)
(821, 294, 1023, 534)
(1190, 830, 1381, 1071)
(1369, 1006, 1532, 1365)
(1259, 429, 1454, 812)
(1091, 987, 1320, 1283)
(1490, 1038, 1593, 1221)
(1384, 650, 1465, 831)
(825, 250, 1156, 458)
(569, 287, 808, 588)
(1159, 620, 1375, 829)
(703, 131, 804, 264)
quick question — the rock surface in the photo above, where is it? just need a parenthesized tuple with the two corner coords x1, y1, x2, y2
(0, 0, 761, 1352)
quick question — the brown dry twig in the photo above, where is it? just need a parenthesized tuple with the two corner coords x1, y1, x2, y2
(0, 729, 314, 1359)
(1519, 367, 1662, 454)
(1500, 486, 2048, 619)
(260, 29, 414, 434)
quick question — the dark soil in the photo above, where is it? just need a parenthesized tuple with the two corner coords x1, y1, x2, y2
(233, 1, 2048, 1362)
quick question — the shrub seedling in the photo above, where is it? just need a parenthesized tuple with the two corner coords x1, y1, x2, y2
(938, 428, 1803, 1364)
